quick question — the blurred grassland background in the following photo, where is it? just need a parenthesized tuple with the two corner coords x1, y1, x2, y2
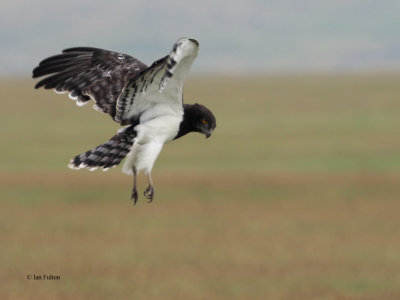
(1, 74, 400, 299)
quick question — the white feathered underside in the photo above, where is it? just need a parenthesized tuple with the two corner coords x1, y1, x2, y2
(122, 113, 183, 175)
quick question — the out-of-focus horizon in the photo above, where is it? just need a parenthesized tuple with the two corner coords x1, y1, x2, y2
(1, 0, 400, 75)
(3, 1, 400, 298)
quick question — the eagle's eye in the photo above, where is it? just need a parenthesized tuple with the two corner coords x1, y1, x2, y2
(201, 118, 208, 125)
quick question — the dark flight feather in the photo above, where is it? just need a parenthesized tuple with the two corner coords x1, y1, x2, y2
(32, 47, 148, 120)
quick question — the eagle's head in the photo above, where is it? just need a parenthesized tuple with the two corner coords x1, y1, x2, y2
(192, 103, 216, 138)
(177, 103, 217, 139)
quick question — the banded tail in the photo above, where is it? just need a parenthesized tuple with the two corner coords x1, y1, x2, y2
(68, 125, 136, 171)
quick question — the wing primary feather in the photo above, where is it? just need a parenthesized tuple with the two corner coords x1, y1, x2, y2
(62, 47, 102, 53)
(37, 52, 89, 67)
(34, 68, 82, 89)
(33, 61, 89, 78)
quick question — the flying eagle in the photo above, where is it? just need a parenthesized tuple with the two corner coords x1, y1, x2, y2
(32, 38, 216, 204)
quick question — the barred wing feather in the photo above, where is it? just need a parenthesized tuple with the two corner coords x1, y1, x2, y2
(115, 38, 199, 124)
(32, 47, 147, 120)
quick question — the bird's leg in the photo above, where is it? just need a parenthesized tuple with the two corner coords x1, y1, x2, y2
(143, 172, 154, 202)
(131, 167, 138, 205)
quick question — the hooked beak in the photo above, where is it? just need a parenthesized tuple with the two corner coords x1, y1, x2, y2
(205, 130, 212, 139)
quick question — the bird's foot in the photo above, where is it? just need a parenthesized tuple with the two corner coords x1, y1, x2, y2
(131, 188, 139, 205)
(143, 186, 154, 202)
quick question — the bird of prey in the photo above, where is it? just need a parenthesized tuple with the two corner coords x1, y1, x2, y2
(32, 38, 216, 204)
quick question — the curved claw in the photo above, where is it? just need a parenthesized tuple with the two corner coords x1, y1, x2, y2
(131, 188, 138, 205)
(143, 186, 154, 202)
(131, 167, 138, 205)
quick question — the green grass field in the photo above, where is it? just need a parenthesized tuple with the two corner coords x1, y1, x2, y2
(1, 74, 400, 299)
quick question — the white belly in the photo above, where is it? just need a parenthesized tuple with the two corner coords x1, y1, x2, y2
(122, 114, 182, 175)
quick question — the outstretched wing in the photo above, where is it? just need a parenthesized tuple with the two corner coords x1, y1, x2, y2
(32, 47, 147, 119)
(115, 38, 199, 124)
